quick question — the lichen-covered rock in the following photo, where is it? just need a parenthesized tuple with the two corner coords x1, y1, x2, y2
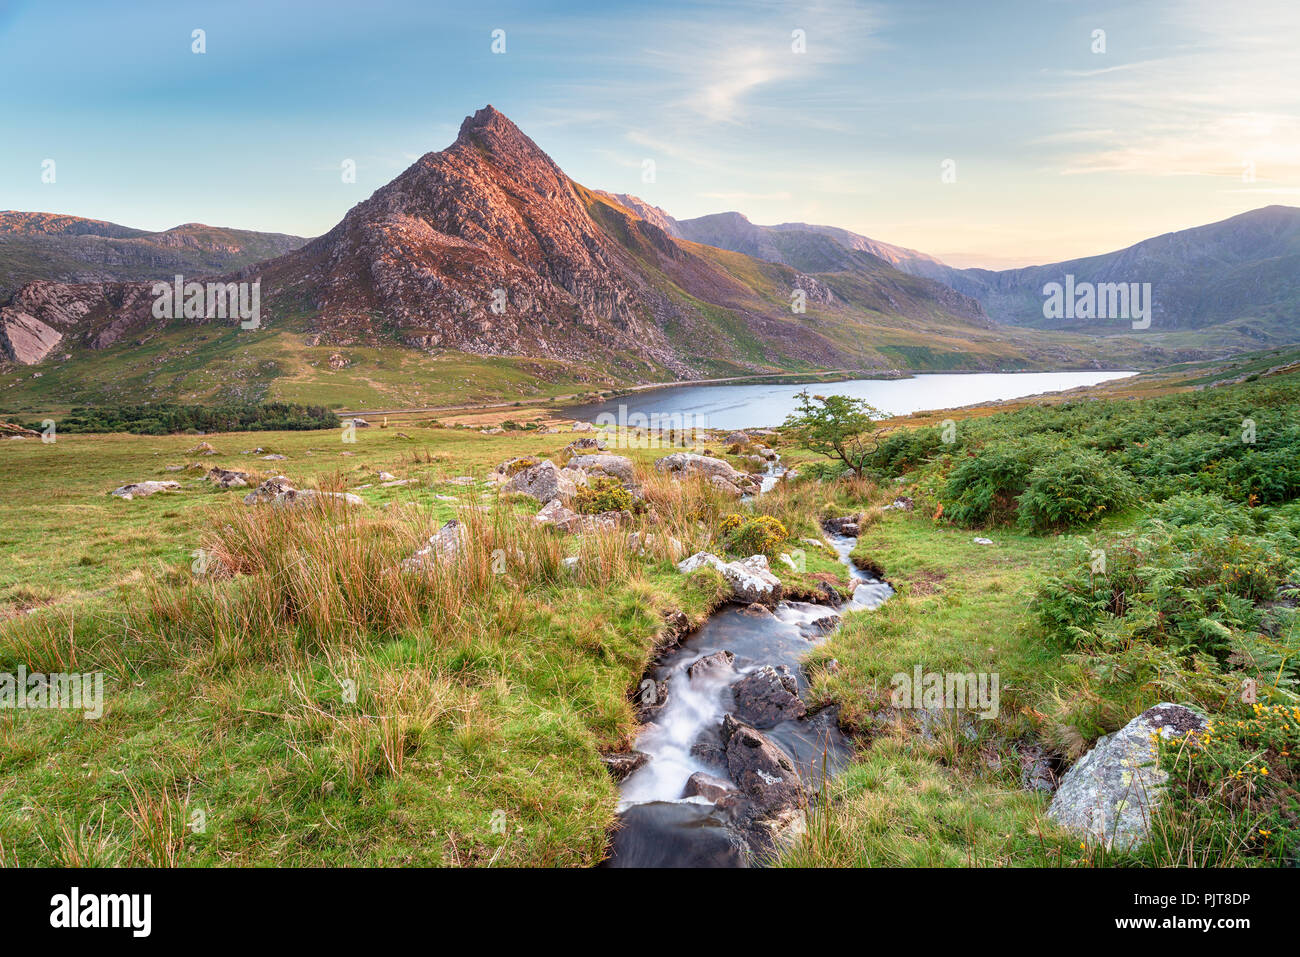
(676, 552, 783, 605)
(559, 436, 604, 461)
(206, 467, 249, 489)
(566, 453, 635, 485)
(501, 459, 586, 503)
(708, 475, 743, 499)
(1047, 702, 1205, 850)
(655, 452, 748, 487)
(402, 520, 466, 569)
(111, 480, 180, 500)
(242, 476, 363, 508)
(535, 497, 630, 534)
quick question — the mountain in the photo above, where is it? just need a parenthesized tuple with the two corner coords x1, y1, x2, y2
(0, 107, 1168, 408)
(930, 206, 1300, 340)
(0, 212, 307, 301)
(664, 203, 1300, 346)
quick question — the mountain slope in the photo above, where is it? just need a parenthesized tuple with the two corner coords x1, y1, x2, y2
(0, 211, 308, 301)
(657, 203, 1300, 347)
(936, 206, 1300, 336)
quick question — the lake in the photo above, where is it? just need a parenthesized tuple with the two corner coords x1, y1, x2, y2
(565, 371, 1136, 430)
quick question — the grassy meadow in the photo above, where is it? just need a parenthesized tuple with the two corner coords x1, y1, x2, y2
(1, 353, 1297, 867)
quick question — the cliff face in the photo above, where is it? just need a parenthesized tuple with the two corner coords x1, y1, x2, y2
(256, 106, 675, 368)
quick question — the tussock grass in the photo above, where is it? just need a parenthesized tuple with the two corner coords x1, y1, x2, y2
(0, 457, 734, 866)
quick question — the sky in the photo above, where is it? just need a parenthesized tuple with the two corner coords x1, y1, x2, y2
(1, 0, 1297, 268)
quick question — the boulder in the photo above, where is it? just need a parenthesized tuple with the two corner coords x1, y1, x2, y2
(676, 552, 784, 606)
(188, 441, 219, 456)
(655, 452, 748, 487)
(806, 613, 841, 634)
(683, 771, 735, 802)
(708, 475, 743, 499)
(724, 431, 750, 445)
(731, 665, 806, 728)
(559, 437, 603, 460)
(110, 480, 180, 500)
(821, 514, 861, 535)
(720, 714, 804, 815)
(502, 459, 586, 503)
(534, 498, 578, 528)
(1047, 702, 1206, 850)
(566, 453, 636, 485)
(1020, 746, 1058, 793)
(535, 498, 630, 535)
(626, 531, 685, 560)
(402, 520, 467, 569)
(205, 467, 249, 489)
(242, 477, 363, 508)
(687, 650, 736, 680)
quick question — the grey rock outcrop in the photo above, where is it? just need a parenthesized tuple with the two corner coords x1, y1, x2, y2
(1047, 702, 1205, 850)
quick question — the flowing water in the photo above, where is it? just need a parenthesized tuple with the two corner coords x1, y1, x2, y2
(606, 522, 893, 867)
(568, 370, 1135, 430)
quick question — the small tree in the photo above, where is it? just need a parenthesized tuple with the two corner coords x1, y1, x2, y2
(783, 389, 889, 478)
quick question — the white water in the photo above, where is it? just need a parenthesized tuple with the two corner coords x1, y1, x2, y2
(617, 530, 892, 812)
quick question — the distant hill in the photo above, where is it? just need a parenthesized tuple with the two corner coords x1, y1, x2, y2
(0, 211, 308, 301)
(650, 203, 1300, 345)
(935, 206, 1300, 338)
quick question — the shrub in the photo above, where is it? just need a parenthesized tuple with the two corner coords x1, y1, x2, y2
(724, 516, 788, 557)
(718, 514, 744, 535)
(869, 426, 949, 473)
(503, 457, 539, 476)
(1015, 449, 1136, 533)
(574, 477, 633, 515)
(32, 401, 338, 434)
(1149, 492, 1255, 534)
(1030, 518, 1297, 661)
(942, 445, 1039, 527)
(1154, 703, 1300, 865)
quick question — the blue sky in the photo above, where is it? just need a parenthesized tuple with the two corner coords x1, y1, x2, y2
(2, 0, 1296, 266)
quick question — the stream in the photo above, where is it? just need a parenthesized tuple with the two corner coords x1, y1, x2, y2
(606, 505, 893, 867)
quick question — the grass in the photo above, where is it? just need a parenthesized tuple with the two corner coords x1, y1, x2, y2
(2, 358, 1295, 867)
(0, 422, 852, 866)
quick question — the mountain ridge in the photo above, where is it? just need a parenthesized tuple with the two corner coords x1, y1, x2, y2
(0, 106, 1183, 407)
